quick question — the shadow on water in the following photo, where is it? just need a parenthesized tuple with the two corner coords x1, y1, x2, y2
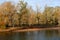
(0, 30, 60, 40)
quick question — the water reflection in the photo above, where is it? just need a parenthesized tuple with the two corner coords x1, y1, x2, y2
(12, 32, 27, 40)
(0, 32, 12, 40)
(0, 30, 60, 40)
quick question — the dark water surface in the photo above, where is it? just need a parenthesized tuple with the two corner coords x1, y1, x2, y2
(0, 30, 60, 40)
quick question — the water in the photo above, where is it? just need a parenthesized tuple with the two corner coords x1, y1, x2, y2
(0, 30, 60, 40)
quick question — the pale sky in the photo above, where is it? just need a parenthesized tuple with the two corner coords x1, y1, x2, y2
(0, 0, 60, 11)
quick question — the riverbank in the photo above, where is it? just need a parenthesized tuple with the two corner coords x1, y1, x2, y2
(13, 27, 60, 32)
(0, 27, 60, 32)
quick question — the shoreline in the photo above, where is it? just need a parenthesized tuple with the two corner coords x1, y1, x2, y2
(13, 27, 60, 32)
(0, 27, 60, 32)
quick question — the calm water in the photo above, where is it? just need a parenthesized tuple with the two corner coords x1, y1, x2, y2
(0, 30, 60, 40)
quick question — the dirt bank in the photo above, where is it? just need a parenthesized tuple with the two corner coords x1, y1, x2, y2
(0, 27, 60, 32)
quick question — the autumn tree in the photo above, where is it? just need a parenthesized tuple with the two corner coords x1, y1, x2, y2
(53, 7, 60, 26)
(36, 5, 41, 25)
(17, 0, 29, 27)
(1, 2, 16, 27)
(43, 6, 55, 26)
(28, 7, 37, 25)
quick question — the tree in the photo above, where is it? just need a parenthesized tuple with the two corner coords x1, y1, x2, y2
(36, 5, 41, 25)
(43, 6, 54, 26)
(17, 0, 29, 27)
(0, 2, 16, 27)
(29, 9, 37, 25)
(53, 7, 60, 26)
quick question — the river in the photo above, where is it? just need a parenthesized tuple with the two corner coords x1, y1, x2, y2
(0, 30, 60, 40)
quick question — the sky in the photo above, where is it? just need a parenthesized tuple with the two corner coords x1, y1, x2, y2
(0, 0, 60, 11)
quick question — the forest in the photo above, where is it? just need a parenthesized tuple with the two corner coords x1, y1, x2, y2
(0, 0, 60, 29)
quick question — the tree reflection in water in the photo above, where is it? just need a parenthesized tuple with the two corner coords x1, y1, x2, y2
(11, 32, 27, 40)
(0, 30, 60, 40)
(45, 30, 60, 40)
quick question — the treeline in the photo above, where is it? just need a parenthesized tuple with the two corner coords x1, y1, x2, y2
(0, 0, 60, 28)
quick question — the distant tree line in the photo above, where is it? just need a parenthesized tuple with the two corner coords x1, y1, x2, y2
(0, 0, 60, 28)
